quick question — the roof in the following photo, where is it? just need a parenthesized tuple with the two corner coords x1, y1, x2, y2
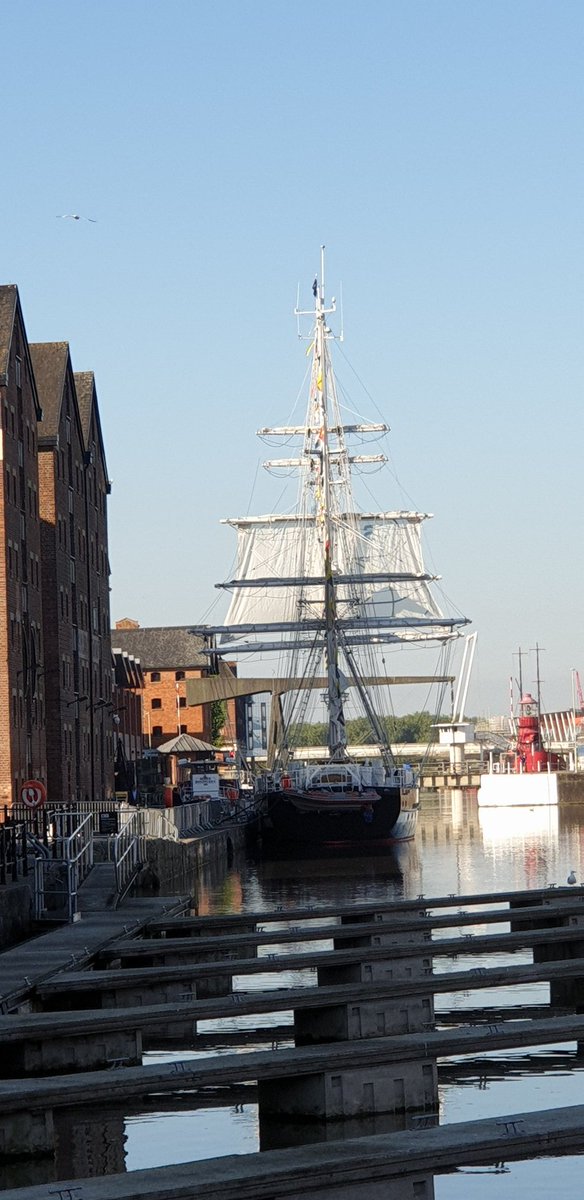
(0, 286, 43, 418)
(74, 371, 110, 483)
(156, 735, 215, 754)
(30, 342, 72, 442)
(112, 648, 145, 689)
(111, 625, 207, 670)
(0, 285, 17, 380)
(74, 370, 95, 445)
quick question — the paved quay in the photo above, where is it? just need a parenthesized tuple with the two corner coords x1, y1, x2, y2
(0, 864, 189, 1011)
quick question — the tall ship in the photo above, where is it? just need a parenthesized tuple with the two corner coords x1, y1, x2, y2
(192, 250, 470, 848)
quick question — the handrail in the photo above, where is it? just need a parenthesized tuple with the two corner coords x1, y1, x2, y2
(112, 811, 144, 900)
(33, 812, 93, 921)
(0, 820, 28, 885)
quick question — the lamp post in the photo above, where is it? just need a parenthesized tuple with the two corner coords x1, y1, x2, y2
(572, 668, 578, 773)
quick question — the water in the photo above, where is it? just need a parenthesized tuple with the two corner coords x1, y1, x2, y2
(5, 788, 584, 1195)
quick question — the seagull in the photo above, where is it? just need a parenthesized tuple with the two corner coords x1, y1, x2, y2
(56, 214, 97, 223)
(567, 870, 577, 885)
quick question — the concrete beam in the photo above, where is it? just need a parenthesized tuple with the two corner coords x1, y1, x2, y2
(2, 1013, 584, 1116)
(97, 919, 584, 970)
(185, 674, 453, 706)
(142, 885, 584, 930)
(6, 1103, 584, 1197)
(33, 950, 584, 1017)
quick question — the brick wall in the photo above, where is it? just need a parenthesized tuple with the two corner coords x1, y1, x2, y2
(0, 297, 46, 808)
(85, 399, 113, 801)
(36, 354, 98, 804)
(144, 669, 210, 747)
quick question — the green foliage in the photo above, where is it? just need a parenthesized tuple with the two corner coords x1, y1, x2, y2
(288, 722, 327, 746)
(210, 699, 227, 746)
(287, 711, 451, 746)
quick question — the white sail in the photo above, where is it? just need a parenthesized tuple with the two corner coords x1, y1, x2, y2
(192, 251, 469, 728)
(221, 510, 445, 638)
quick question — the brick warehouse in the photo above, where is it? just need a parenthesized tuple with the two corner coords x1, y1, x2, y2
(32, 344, 113, 806)
(0, 287, 46, 806)
(0, 284, 114, 808)
(112, 621, 237, 753)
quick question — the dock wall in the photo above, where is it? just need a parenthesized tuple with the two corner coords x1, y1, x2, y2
(0, 882, 34, 950)
(134, 825, 245, 899)
(0, 826, 246, 951)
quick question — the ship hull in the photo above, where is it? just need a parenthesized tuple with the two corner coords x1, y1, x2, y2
(256, 785, 417, 849)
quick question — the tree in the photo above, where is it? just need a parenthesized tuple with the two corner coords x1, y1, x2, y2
(287, 711, 450, 747)
(210, 699, 227, 746)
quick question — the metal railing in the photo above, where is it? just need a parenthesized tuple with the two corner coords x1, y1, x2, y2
(32, 811, 93, 922)
(0, 819, 29, 885)
(137, 807, 180, 841)
(112, 810, 145, 902)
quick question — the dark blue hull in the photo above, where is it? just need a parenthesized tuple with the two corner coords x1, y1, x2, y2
(257, 785, 415, 849)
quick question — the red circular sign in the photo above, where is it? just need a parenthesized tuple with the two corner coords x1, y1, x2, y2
(20, 780, 46, 810)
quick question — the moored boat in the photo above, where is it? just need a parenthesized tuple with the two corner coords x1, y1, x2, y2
(192, 250, 470, 850)
(479, 690, 566, 808)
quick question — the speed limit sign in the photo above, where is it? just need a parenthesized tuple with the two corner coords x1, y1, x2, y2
(20, 780, 46, 810)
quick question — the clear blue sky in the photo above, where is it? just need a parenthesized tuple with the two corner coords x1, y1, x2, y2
(1, 0, 582, 716)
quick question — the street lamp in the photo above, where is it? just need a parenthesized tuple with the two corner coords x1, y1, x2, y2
(571, 669, 578, 773)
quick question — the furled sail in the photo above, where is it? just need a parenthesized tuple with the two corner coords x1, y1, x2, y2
(220, 509, 447, 644)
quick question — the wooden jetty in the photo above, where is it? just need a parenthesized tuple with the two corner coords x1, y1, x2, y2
(2, 883, 584, 1195)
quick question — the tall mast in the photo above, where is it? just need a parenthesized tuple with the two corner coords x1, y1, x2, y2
(312, 247, 347, 760)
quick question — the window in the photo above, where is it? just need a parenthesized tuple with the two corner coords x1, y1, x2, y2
(151, 671, 160, 682)
(175, 670, 185, 681)
(180, 724, 187, 734)
(15, 357, 21, 388)
(179, 697, 186, 708)
(152, 725, 162, 737)
(151, 698, 162, 709)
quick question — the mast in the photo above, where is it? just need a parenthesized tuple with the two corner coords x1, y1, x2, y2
(189, 250, 472, 766)
(312, 247, 347, 760)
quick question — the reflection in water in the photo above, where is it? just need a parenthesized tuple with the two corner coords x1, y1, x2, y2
(6, 788, 584, 1198)
(248, 843, 415, 907)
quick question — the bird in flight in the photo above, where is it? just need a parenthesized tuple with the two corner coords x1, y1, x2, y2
(56, 214, 97, 222)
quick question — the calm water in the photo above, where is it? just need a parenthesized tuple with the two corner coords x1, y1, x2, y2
(5, 788, 584, 1196)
